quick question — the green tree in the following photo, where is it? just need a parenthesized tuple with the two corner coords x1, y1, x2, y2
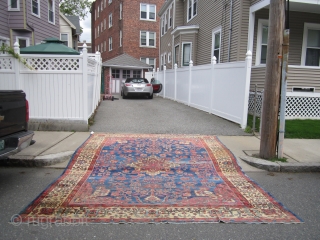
(59, 0, 92, 20)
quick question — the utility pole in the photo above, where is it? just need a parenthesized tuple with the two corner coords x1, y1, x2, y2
(259, 0, 285, 159)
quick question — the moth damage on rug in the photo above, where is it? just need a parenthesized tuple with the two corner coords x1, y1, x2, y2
(14, 134, 302, 224)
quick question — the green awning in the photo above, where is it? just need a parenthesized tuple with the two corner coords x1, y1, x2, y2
(20, 38, 80, 55)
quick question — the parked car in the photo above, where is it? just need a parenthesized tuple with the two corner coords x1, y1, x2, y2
(151, 78, 163, 94)
(0, 90, 34, 159)
(121, 78, 153, 99)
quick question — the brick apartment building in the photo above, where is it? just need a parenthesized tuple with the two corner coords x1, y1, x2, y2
(91, 0, 165, 94)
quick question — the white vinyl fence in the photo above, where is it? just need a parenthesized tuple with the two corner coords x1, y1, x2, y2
(0, 43, 101, 131)
(155, 51, 253, 129)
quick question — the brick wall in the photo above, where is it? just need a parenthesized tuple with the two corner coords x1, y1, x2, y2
(92, 0, 165, 69)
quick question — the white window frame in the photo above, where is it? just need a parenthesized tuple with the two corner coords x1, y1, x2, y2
(140, 4, 156, 21)
(182, 42, 192, 67)
(48, 0, 55, 24)
(168, 52, 172, 63)
(101, 22, 103, 33)
(174, 44, 180, 65)
(31, 0, 40, 18)
(164, 12, 168, 33)
(109, 13, 113, 28)
(109, 37, 112, 51)
(120, 3, 122, 20)
(187, 0, 197, 22)
(140, 31, 156, 47)
(60, 33, 69, 47)
(301, 22, 320, 67)
(120, 30, 122, 47)
(255, 19, 269, 66)
(8, 0, 20, 11)
(108, 0, 112, 5)
(16, 36, 30, 48)
(104, 0, 106, 8)
(104, 19, 106, 30)
(161, 16, 165, 36)
(98, 25, 100, 37)
(97, 6, 100, 17)
(212, 27, 221, 63)
(104, 40, 106, 52)
(168, 5, 172, 29)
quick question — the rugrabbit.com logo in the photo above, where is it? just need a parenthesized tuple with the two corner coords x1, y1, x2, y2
(10, 214, 89, 229)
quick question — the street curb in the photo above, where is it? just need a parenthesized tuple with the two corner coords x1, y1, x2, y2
(2, 151, 74, 167)
(240, 156, 320, 172)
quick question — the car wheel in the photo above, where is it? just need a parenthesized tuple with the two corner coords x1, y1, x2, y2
(123, 93, 126, 99)
(149, 93, 153, 99)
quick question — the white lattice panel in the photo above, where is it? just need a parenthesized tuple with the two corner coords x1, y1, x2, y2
(24, 57, 80, 71)
(248, 92, 320, 119)
(248, 91, 263, 116)
(87, 58, 96, 73)
(0, 57, 13, 70)
(286, 96, 320, 118)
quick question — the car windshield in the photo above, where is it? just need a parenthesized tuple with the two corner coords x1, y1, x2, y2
(126, 78, 148, 83)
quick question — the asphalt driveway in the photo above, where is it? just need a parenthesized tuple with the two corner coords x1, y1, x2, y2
(89, 95, 250, 136)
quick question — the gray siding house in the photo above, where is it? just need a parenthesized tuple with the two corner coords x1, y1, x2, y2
(159, 0, 320, 93)
(0, 0, 60, 47)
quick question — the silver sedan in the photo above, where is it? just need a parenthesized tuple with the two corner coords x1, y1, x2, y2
(121, 78, 153, 99)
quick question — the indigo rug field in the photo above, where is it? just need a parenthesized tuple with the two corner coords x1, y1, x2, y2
(15, 134, 302, 224)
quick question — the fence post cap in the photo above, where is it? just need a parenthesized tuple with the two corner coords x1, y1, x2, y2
(212, 56, 217, 64)
(174, 63, 177, 69)
(189, 60, 193, 67)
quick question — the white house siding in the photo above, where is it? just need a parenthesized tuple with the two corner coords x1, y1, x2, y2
(60, 17, 74, 48)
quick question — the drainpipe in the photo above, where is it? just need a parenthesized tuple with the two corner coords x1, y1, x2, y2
(228, 0, 233, 62)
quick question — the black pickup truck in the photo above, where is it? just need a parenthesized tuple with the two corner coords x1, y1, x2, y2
(0, 90, 34, 159)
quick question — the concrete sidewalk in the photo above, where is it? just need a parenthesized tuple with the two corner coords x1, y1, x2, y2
(3, 131, 320, 172)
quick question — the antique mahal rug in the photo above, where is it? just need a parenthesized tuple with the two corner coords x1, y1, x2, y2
(14, 134, 302, 224)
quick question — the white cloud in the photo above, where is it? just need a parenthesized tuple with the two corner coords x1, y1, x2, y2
(80, 14, 91, 43)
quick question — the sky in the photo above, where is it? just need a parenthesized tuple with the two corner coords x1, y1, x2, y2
(80, 13, 92, 43)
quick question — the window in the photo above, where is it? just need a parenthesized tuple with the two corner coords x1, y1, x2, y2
(104, 19, 106, 30)
(174, 45, 179, 65)
(9, 0, 19, 11)
(169, 5, 172, 28)
(109, 13, 112, 28)
(109, 37, 112, 51)
(212, 28, 221, 63)
(98, 25, 100, 36)
(164, 12, 168, 32)
(161, 17, 165, 36)
(140, 4, 156, 20)
(60, 34, 68, 46)
(120, 30, 122, 47)
(104, 0, 106, 8)
(123, 70, 130, 78)
(302, 23, 320, 67)
(168, 52, 171, 63)
(120, 3, 122, 20)
(48, 0, 54, 23)
(101, 1, 103, 10)
(32, 0, 40, 17)
(161, 54, 164, 70)
(187, 0, 197, 21)
(16, 37, 29, 48)
(164, 53, 167, 66)
(101, 22, 103, 32)
(141, 58, 156, 69)
(108, 0, 112, 4)
(104, 41, 106, 52)
(182, 43, 191, 66)
(112, 69, 119, 78)
(97, 6, 100, 17)
(256, 19, 269, 65)
(101, 43, 103, 52)
(133, 70, 141, 78)
(140, 31, 155, 47)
